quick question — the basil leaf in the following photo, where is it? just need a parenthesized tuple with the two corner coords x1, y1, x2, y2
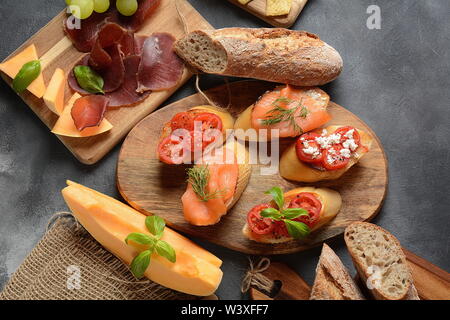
(260, 208, 283, 220)
(284, 220, 310, 239)
(74, 65, 104, 94)
(124, 232, 155, 246)
(145, 216, 166, 237)
(12, 60, 41, 93)
(155, 240, 176, 263)
(282, 208, 309, 220)
(130, 250, 151, 279)
(265, 187, 284, 209)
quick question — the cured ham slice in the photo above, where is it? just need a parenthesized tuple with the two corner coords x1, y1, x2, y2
(64, 0, 161, 53)
(137, 33, 184, 92)
(105, 55, 150, 107)
(71, 95, 109, 131)
(89, 23, 127, 69)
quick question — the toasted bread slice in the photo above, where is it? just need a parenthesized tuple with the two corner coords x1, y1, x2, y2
(310, 244, 365, 300)
(344, 222, 414, 300)
(243, 187, 341, 243)
(279, 125, 373, 182)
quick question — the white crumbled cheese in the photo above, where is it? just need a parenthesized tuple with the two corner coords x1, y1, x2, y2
(321, 129, 328, 136)
(302, 146, 321, 158)
(344, 129, 355, 139)
(340, 148, 351, 158)
(327, 154, 335, 164)
(303, 141, 310, 148)
(343, 138, 359, 151)
(328, 133, 342, 144)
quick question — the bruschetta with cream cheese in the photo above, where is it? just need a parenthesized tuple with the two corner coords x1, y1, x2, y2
(157, 105, 234, 164)
(279, 125, 373, 182)
(243, 186, 342, 243)
(234, 85, 331, 140)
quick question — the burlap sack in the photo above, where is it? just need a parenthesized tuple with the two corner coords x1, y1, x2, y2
(0, 214, 195, 300)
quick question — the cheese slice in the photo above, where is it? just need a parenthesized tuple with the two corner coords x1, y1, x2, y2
(0, 44, 46, 98)
(51, 93, 113, 137)
(61, 181, 223, 296)
(266, 0, 292, 16)
(43, 68, 65, 115)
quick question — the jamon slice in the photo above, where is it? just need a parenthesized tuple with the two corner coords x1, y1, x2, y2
(137, 33, 184, 92)
(71, 95, 109, 131)
(105, 55, 150, 107)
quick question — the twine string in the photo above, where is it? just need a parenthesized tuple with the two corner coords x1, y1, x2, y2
(241, 257, 273, 293)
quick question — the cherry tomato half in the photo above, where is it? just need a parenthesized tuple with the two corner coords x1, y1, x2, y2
(296, 138, 324, 164)
(288, 192, 322, 228)
(247, 204, 274, 235)
(170, 112, 194, 131)
(322, 145, 350, 170)
(335, 126, 361, 146)
(192, 112, 223, 150)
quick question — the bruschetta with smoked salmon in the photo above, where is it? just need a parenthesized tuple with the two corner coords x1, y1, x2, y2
(234, 85, 331, 140)
(182, 140, 251, 226)
(243, 186, 342, 243)
(279, 125, 373, 182)
(157, 105, 234, 164)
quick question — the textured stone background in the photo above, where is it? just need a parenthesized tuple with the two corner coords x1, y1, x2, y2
(0, 0, 449, 299)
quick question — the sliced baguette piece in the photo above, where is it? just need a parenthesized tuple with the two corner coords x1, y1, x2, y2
(344, 222, 414, 300)
(174, 28, 343, 86)
(310, 244, 365, 300)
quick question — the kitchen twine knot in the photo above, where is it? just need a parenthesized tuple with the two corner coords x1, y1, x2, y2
(241, 257, 273, 293)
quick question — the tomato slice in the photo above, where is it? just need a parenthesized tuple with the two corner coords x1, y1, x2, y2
(322, 145, 350, 170)
(296, 138, 324, 164)
(335, 126, 361, 146)
(192, 112, 223, 150)
(170, 112, 194, 131)
(288, 192, 322, 228)
(247, 204, 274, 235)
(157, 134, 191, 164)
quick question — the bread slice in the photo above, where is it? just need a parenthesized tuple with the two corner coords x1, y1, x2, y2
(344, 222, 414, 300)
(174, 28, 343, 86)
(310, 244, 365, 300)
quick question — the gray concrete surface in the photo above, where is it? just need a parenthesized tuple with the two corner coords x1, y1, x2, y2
(0, 0, 449, 300)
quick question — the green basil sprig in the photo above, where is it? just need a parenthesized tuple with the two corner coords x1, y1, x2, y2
(73, 65, 104, 94)
(12, 60, 41, 93)
(125, 216, 176, 279)
(261, 186, 311, 239)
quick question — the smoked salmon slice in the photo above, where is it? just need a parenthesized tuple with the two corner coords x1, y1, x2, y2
(251, 85, 331, 137)
(182, 149, 238, 226)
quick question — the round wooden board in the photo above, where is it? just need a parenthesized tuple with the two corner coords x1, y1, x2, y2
(117, 81, 388, 255)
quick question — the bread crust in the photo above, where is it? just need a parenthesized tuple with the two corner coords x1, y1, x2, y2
(174, 28, 343, 86)
(344, 222, 414, 300)
(310, 244, 365, 300)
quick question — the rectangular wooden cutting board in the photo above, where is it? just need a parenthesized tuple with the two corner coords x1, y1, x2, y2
(0, 0, 212, 165)
(227, 0, 308, 28)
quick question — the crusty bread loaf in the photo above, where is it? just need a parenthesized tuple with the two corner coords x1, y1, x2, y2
(344, 222, 414, 300)
(174, 28, 343, 86)
(310, 244, 365, 300)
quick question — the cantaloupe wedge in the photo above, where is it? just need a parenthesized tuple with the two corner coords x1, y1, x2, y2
(0, 44, 46, 98)
(61, 181, 223, 296)
(52, 93, 113, 137)
(43, 68, 65, 115)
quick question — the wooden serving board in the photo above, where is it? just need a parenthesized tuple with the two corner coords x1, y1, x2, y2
(117, 80, 388, 255)
(227, 0, 308, 28)
(0, 0, 212, 164)
(249, 250, 450, 300)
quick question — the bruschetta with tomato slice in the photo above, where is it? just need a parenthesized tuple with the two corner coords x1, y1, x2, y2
(182, 139, 251, 226)
(279, 125, 373, 182)
(234, 85, 331, 140)
(157, 105, 234, 164)
(242, 186, 342, 243)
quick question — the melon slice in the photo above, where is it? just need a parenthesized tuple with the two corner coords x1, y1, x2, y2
(0, 44, 46, 98)
(61, 181, 223, 296)
(51, 93, 113, 137)
(43, 68, 65, 115)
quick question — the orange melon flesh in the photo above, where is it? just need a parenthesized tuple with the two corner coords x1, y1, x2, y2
(51, 93, 113, 137)
(43, 68, 65, 115)
(0, 44, 46, 98)
(61, 181, 223, 296)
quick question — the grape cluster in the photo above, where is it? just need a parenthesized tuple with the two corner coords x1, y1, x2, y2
(66, 0, 138, 19)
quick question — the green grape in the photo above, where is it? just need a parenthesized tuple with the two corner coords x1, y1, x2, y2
(70, 0, 94, 19)
(93, 0, 110, 13)
(116, 0, 138, 16)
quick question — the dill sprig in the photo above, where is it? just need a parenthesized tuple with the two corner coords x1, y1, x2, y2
(186, 165, 226, 202)
(261, 97, 309, 134)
